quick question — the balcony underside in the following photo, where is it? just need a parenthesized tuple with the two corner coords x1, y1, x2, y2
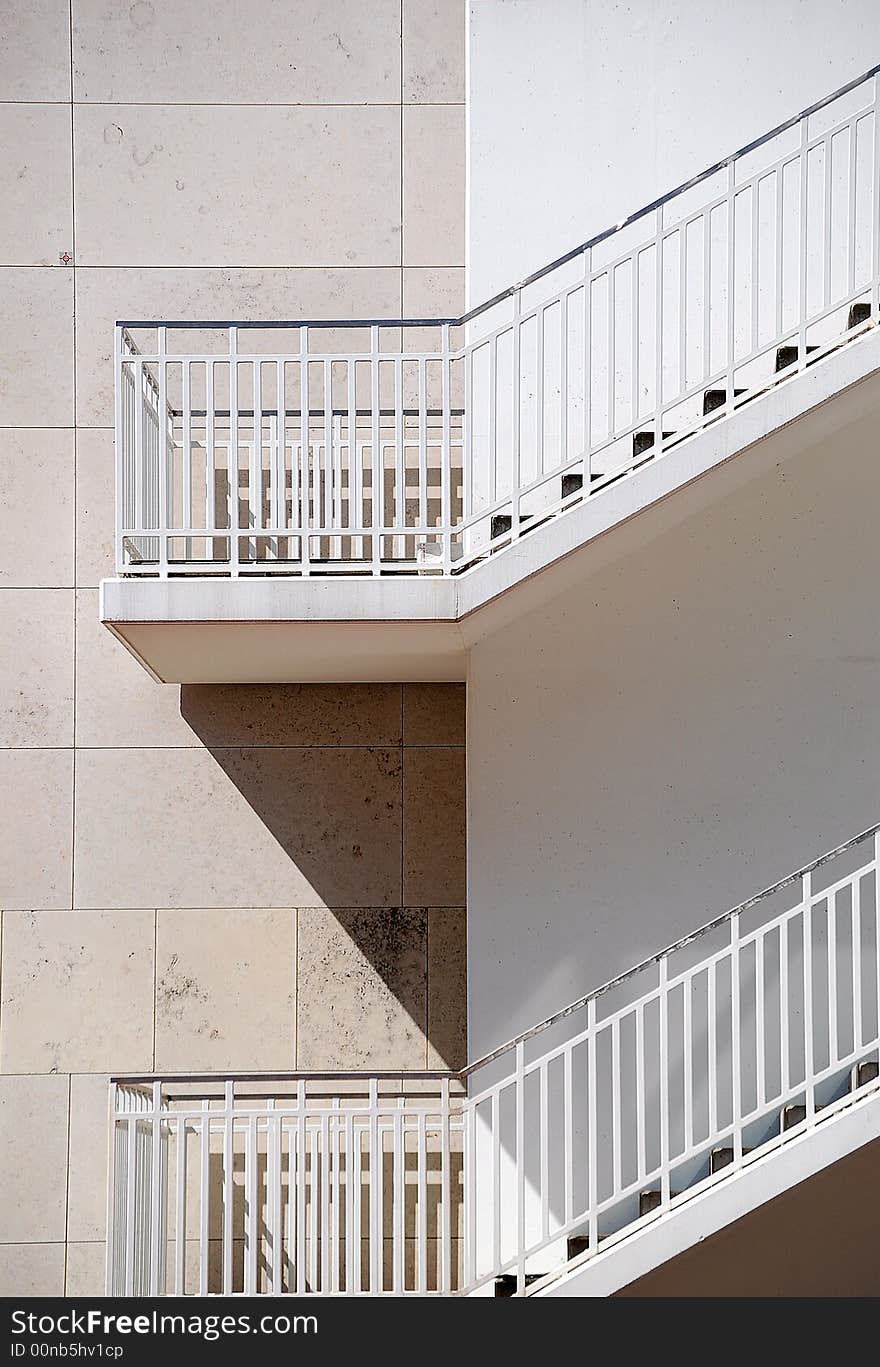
(102, 330, 880, 682)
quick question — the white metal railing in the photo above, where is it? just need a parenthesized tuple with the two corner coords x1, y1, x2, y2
(114, 65, 880, 581)
(108, 822, 880, 1296)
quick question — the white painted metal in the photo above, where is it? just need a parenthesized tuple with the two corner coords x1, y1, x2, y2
(107, 820, 880, 1297)
(114, 68, 880, 582)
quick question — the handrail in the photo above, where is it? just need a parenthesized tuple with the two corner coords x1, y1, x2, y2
(115, 60, 880, 334)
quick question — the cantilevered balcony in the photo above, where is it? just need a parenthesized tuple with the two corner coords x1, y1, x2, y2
(102, 65, 880, 681)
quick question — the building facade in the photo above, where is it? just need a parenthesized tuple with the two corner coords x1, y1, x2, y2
(1, 0, 879, 1299)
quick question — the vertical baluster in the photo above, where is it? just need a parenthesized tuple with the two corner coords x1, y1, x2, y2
(440, 323, 452, 569)
(731, 914, 742, 1161)
(350, 1110, 362, 1294)
(222, 1080, 234, 1295)
(511, 290, 522, 533)
(148, 1081, 162, 1296)
(440, 1076, 451, 1295)
(653, 215, 665, 445)
(114, 327, 125, 572)
(803, 872, 815, 1121)
(587, 997, 598, 1253)
(417, 358, 428, 547)
(269, 1103, 282, 1295)
(756, 931, 766, 1111)
(848, 118, 857, 301)
(370, 327, 382, 574)
(828, 892, 839, 1066)
(181, 360, 192, 560)
(330, 1098, 341, 1294)
(679, 225, 688, 398)
(560, 288, 568, 465)
(417, 1109, 428, 1294)
(343, 1105, 355, 1295)
(539, 1064, 549, 1246)
(394, 355, 404, 559)
(488, 335, 497, 515)
(393, 1099, 405, 1293)
(536, 303, 545, 473)
(583, 248, 592, 474)
(563, 1043, 573, 1230)
(124, 1113, 136, 1295)
(157, 329, 169, 576)
(296, 1080, 307, 1295)
(635, 1003, 646, 1182)
(173, 1116, 186, 1295)
(274, 359, 285, 558)
(348, 359, 360, 560)
(322, 357, 333, 553)
(798, 120, 809, 364)
(319, 1108, 331, 1293)
(683, 975, 694, 1151)
(630, 251, 640, 432)
(611, 1020, 622, 1194)
(368, 1077, 380, 1293)
(823, 133, 833, 311)
(775, 166, 784, 345)
(251, 357, 262, 562)
(206, 360, 216, 559)
(199, 1100, 210, 1296)
(727, 163, 737, 395)
(300, 327, 311, 574)
(514, 1043, 525, 1292)
(708, 959, 718, 1139)
(873, 78, 880, 319)
(309, 1125, 319, 1292)
(853, 872, 863, 1053)
(751, 180, 760, 354)
(659, 960, 670, 1202)
(244, 1113, 258, 1294)
(491, 1089, 501, 1276)
(606, 270, 615, 444)
(703, 209, 712, 383)
(780, 914, 790, 1099)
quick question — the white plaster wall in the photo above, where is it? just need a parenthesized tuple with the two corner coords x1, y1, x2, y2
(466, 395, 880, 1058)
(467, 0, 879, 304)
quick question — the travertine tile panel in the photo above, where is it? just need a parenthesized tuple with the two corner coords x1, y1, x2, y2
(75, 593, 195, 748)
(403, 748, 466, 905)
(155, 908, 295, 1071)
(74, 747, 402, 909)
(65, 1243, 105, 1296)
(403, 683, 465, 745)
(0, 429, 74, 588)
(403, 0, 466, 103)
(0, 0, 71, 101)
(0, 1244, 65, 1296)
(0, 269, 73, 426)
(0, 911, 154, 1072)
(74, 106, 401, 267)
(73, 0, 400, 104)
(0, 750, 72, 909)
(297, 908, 427, 1070)
(179, 683, 403, 747)
(0, 1074, 69, 1241)
(74, 427, 114, 584)
(74, 267, 401, 428)
(427, 907, 467, 1069)
(403, 105, 466, 265)
(0, 105, 72, 265)
(67, 1074, 110, 1242)
(402, 266, 466, 317)
(0, 589, 74, 747)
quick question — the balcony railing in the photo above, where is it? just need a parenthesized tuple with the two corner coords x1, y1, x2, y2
(108, 822, 880, 1295)
(115, 65, 880, 581)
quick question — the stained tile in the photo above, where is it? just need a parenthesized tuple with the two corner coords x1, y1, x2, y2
(0, 105, 72, 265)
(0, 1074, 69, 1241)
(403, 0, 466, 103)
(403, 683, 465, 745)
(0, 589, 74, 747)
(427, 908, 467, 1069)
(0, 750, 72, 909)
(404, 748, 466, 905)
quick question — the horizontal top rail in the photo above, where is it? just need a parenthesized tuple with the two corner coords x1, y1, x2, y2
(116, 60, 880, 334)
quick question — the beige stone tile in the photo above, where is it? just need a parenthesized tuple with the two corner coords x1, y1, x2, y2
(403, 105, 466, 265)
(74, 105, 401, 268)
(74, 427, 114, 584)
(74, 747, 402, 909)
(0, 105, 72, 265)
(403, 0, 466, 103)
(0, 0, 70, 101)
(73, 0, 400, 103)
(76, 592, 194, 747)
(179, 683, 403, 747)
(0, 268, 73, 426)
(403, 267, 466, 318)
(0, 589, 74, 747)
(403, 748, 466, 905)
(297, 908, 427, 1070)
(0, 1244, 65, 1296)
(0, 1073, 69, 1241)
(155, 908, 295, 1071)
(74, 266, 402, 429)
(403, 682, 465, 745)
(0, 749, 72, 908)
(65, 1242, 106, 1296)
(0, 910, 154, 1072)
(0, 430, 74, 588)
(67, 1074, 110, 1242)
(427, 908, 467, 1069)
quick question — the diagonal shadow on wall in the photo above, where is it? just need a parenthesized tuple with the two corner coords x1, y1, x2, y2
(179, 682, 467, 1072)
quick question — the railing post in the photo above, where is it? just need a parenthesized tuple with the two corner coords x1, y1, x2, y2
(803, 871, 815, 1123)
(370, 327, 381, 576)
(731, 912, 742, 1162)
(587, 996, 598, 1251)
(104, 1083, 118, 1294)
(148, 1080, 163, 1295)
(511, 289, 522, 538)
(228, 327, 240, 577)
(659, 956, 671, 1203)
(156, 327, 169, 577)
(114, 326, 125, 575)
(874, 75, 880, 321)
(441, 323, 452, 572)
(440, 1075, 452, 1295)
